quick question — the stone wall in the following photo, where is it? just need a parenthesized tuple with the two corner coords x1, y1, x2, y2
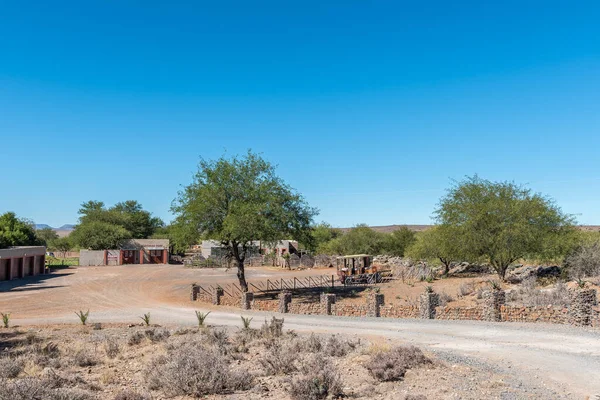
(192, 287, 600, 328)
(501, 305, 568, 324)
(436, 306, 484, 320)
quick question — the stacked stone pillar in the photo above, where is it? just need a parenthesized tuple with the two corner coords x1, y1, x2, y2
(419, 290, 440, 319)
(190, 284, 199, 301)
(569, 288, 596, 326)
(213, 287, 224, 305)
(367, 293, 384, 317)
(320, 293, 336, 315)
(241, 292, 254, 310)
(483, 289, 505, 322)
(279, 291, 292, 313)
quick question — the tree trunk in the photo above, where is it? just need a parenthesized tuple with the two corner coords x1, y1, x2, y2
(237, 258, 248, 292)
(495, 263, 509, 280)
(442, 262, 450, 276)
(231, 244, 249, 292)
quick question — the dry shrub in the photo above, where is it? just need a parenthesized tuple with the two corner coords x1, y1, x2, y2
(437, 291, 454, 307)
(202, 328, 229, 353)
(0, 377, 94, 400)
(507, 277, 571, 307)
(28, 341, 61, 368)
(144, 328, 170, 343)
(113, 389, 152, 400)
(365, 346, 431, 382)
(73, 349, 97, 367)
(146, 343, 252, 396)
(259, 340, 297, 375)
(127, 331, 145, 346)
(457, 282, 476, 297)
(323, 335, 356, 357)
(565, 242, 600, 280)
(289, 354, 342, 400)
(405, 395, 427, 400)
(231, 328, 258, 354)
(260, 316, 284, 338)
(103, 337, 120, 359)
(0, 356, 24, 379)
(293, 333, 322, 353)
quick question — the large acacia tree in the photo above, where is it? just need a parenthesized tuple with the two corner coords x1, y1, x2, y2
(171, 151, 318, 291)
(435, 176, 575, 279)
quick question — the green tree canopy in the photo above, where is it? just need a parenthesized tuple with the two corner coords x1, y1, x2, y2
(0, 212, 41, 249)
(48, 236, 73, 258)
(405, 226, 465, 275)
(381, 227, 416, 257)
(72, 200, 163, 249)
(170, 151, 318, 291)
(435, 176, 576, 279)
(318, 224, 386, 255)
(70, 221, 130, 250)
(36, 227, 59, 246)
(77, 200, 163, 239)
(304, 222, 343, 253)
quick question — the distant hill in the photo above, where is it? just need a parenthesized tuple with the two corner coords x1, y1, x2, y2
(340, 224, 600, 233)
(34, 224, 53, 230)
(58, 224, 75, 230)
(34, 223, 75, 237)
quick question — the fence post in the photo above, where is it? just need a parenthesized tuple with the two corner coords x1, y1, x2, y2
(569, 288, 597, 326)
(279, 291, 292, 313)
(320, 292, 336, 315)
(367, 292, 384, 317)
(419, 289, 439, 319)
(190, 284, 199, 302)
(213, 287, 224, 305)
(483, 289, 505, 322)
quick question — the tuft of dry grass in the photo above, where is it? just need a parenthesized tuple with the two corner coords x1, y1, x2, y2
(146, 343, 252, 397)
(103, 337, 120, 359)
(259, 340, 297, 375)
(289, 354, 343, 400)
(365, 345, 431, 382)
(113, 389, 152, 400)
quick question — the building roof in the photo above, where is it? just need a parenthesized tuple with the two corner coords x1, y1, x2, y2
(120, 239, 169, 249)
(336, 254, 371, 259)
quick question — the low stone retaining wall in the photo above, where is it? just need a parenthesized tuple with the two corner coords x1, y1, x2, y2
(436, 306, 484, 321)
(192, 284, 600, 327)
(501, 305, 569, 324)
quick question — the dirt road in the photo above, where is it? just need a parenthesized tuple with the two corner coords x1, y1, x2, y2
(1, 265, 599, 398)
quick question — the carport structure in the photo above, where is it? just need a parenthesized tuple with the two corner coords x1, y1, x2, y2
(119, 239, 169, 264)
(0, 246, 46, 281)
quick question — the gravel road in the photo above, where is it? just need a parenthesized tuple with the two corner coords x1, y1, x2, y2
(2, 265, 599, 399)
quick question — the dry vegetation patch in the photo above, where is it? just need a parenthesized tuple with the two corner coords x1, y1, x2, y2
(0, 322, 554, 399)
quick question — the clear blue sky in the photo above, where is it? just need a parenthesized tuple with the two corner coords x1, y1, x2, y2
(1, 1, 599, 228)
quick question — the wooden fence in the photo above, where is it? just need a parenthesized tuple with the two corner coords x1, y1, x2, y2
(198, 275, 339, 299)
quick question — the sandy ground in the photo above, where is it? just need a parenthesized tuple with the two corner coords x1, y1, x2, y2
(1, 265, 600, 399)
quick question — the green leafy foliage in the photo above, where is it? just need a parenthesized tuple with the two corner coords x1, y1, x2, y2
(240, 316, 253, 330)
(316, 225, 415, 257)
(406, 226, 466, 275)
(1, 313, 10, 328)
(48, 236, 73, 258)
(0, 212, 41, 249)
(170, 151, 317, 291)
(140, 313, 151, 326)
(71, 200, 164, 250)
(71, 220, 130, 250)
(35, 227, 59, 246)
(434, 176, 575, 279)
(75, 310, 90, 325)
(195, 311, 210, 327)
